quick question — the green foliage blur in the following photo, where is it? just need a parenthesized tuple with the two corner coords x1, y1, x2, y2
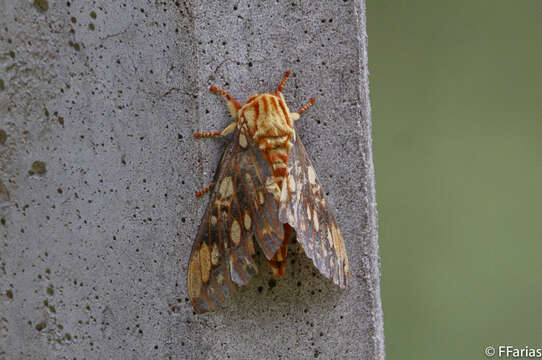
(368, 1, 542, 358)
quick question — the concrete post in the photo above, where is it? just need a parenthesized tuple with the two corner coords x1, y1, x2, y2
(0, 1, 384, 358)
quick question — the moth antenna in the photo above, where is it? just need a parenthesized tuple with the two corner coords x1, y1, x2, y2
(276, 71, 291, 93)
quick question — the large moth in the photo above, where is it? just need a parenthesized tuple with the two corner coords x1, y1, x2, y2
(188, 71, 350, 313)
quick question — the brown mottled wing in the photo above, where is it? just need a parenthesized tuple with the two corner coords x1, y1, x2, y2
(279, 137, 350, 287)
(188, 129, 284, 313)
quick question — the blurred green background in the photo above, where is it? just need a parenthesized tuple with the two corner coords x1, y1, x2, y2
(368, 1, 542, 359)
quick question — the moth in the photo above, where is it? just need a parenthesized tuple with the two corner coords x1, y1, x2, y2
(188, 71, 350, 313)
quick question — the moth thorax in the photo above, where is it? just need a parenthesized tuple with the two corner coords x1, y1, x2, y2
(239, 93, 295, 185)
(239, 93, 295, 142)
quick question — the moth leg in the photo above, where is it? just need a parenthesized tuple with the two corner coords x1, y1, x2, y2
(210, 85, 241, 119)
(199, 86, 240, 137)
(195, 182, 215, 197)
(290, 97, 316, 122)
(194, 121, 237, 138)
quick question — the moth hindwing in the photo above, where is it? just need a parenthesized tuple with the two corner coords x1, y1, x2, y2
(188, 71, 350, 313)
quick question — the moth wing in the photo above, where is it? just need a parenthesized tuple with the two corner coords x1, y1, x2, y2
(279, 137, 350, 287)
(188, 129, 284, 313)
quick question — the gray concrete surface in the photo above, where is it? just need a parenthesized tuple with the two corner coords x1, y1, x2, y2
(0, 0, 383, 359)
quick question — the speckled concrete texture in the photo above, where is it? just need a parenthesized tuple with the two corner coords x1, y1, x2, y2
(0, 0, 383, 359)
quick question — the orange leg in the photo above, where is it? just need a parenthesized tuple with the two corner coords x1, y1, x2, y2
(195, 183, 215, 197)
(297, 97, 315, 115)
(194, 85, 241, 139)
(194, 131, 221, 139)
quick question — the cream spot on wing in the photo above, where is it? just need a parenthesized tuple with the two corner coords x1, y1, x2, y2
(313, 209, 319, 232)
(307, 166, 316, 185)
(217, 273, 224, 285)
(211, 243, 220, 266)
(288, 176, 296, 192)
(188, 251, 202, 299)
(265, 176, 275, 187)
(331, 225, 339, 247)
(245, 173, 253, 187)
(327, 228, 333, 246)
(243, 211, 251, 230)
(288, 208, 295, 224)
(331, 224, 348, 268)
(231, 220, 241, 246)
(296, 179, 303, 193)
(265, 177, 281, 200)
(199, 243, 211, 283)
(262, 225, 272, 236)
(258, 191, 265, 205)
(239, 133, 248, 149)
(344, 258, 350, 279)
(307, 204, 312, 221)
(300, 219, 307, 232)
(211, 216, 217, 226)
(219, 176, 234, 198)
(280, 177, 289, 203)
(269, 183, 281, 200)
